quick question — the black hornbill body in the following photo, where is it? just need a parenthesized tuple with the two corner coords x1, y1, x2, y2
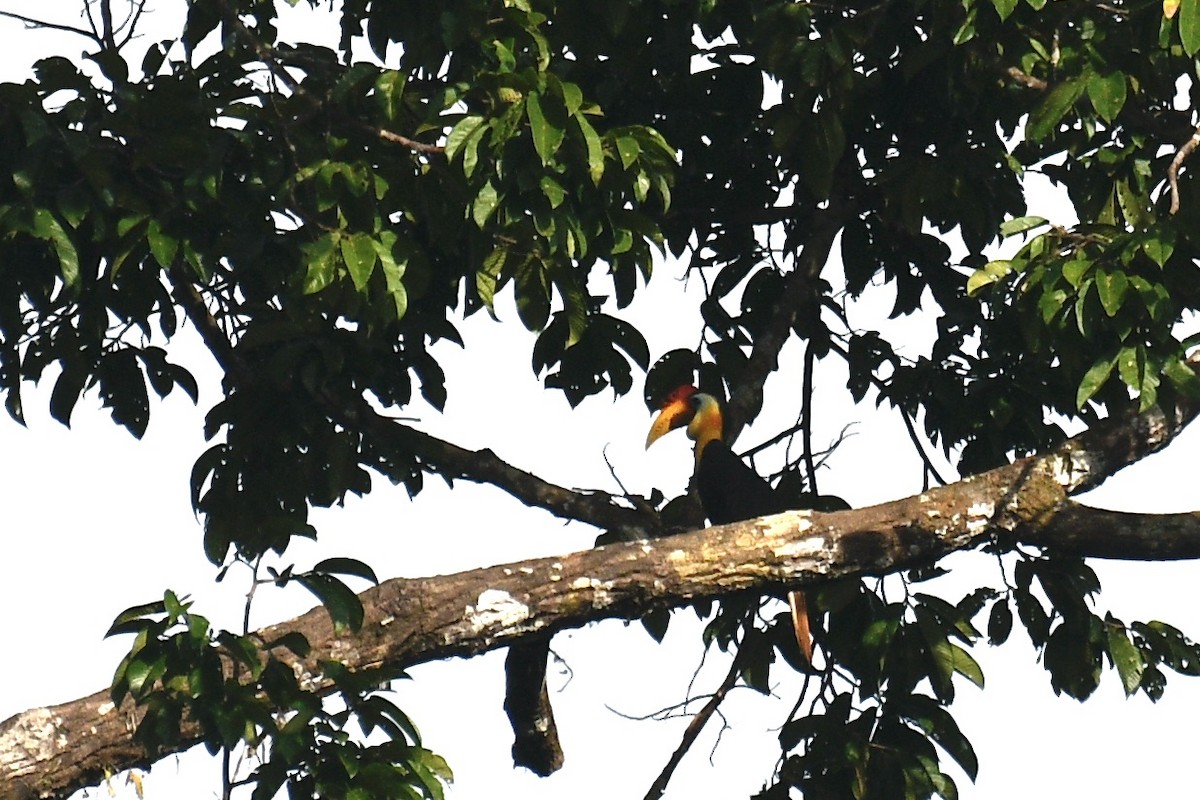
(647, 385, 814, 664)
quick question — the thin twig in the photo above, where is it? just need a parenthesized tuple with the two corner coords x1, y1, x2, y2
(1006, 66, 1048, 91)
(602, 444, 661, 523)
(642, 643, 747, 800)
(1168, 124, 1200, 215)
(116, 0, 149, 50)
(801, 341, 818, 494)
(825, 339, 950, 486)
(376, 127, 445, 154)
(0, 9, 101, 42)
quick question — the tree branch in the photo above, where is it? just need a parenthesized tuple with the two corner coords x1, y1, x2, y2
(503, 638, 563, 776)
(1028, 505, 1200, 559)
(360, 407, 659, 537)
(1005, 66, 1048, 91)
(643, 633, 746, 800)
(1168, 124, 1200, 215)
(1049, 386, 1200, 494)
(0, 10, 102, 43)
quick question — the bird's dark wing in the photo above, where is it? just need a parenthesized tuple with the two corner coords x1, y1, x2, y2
(695, 440, 786, 525)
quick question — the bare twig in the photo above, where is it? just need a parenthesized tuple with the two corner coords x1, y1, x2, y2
(375, 127, 445, 155)
(643, 633, 748, 800)
(116, 0, 149, 49)
(0, 9, 101, 42)
(1006, 66, 1048, 91)
(825, 338, 951, 486)
(801, 341, 818, 494)
(1168, 125, 1200, 215)
(897, 405, 951, 486)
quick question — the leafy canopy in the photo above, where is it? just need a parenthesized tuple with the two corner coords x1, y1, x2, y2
(5, 0, 1200, 797)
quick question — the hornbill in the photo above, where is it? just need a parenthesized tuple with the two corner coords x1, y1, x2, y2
(646, 385, 814, 664)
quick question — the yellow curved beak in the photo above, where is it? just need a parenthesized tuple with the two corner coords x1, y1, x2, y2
(645, 396, 694, 448)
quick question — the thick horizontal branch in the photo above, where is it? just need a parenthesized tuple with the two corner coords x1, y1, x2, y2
(1031, 504, 1200, 560)
(12, 424, 1200, 798)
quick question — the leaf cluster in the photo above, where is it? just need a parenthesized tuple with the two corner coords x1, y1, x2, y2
(107, 561, 450, 799)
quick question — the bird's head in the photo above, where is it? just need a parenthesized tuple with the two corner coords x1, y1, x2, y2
(645, 384, 724, 454)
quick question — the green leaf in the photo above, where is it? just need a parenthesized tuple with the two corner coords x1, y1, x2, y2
(615, 135, 640, 170)
(375, 70, 407, 121)
(796, 110, 845, 199)
(1117, 344, 1142, 394)
(526, 91, 564, 166)
(1115, 179, 1150, 228)
(381, 253, 408, 320)
(341, 233, 378, 291)
(302, 235, 338, 295)
(1182, 0, 1200, 54)
(949, 642, 984, 687)
(999, 215, 1049, 237)
(560, 81, 583, 116)
(641, 608, 670, 642)
(515, 257, 550, 331)
(1077, 353, 1117, 408)
(472, 181, 501, 228)
(461, 121, 489, 178)
(574, 112, 605, 184)
(312, 557, 380, 585)
(50, 360, 88, 427)
(1088, 72, 1127, 123)
(900, 696, 979, 781)
(445, 115, 486, 162)
(295, 573, 365, 632)
(32, 208, 80, 289)
(264, 631, 311, 657)
(1095, 269, 1128, 317)
(146, 220, 178, 269)
(539, 175, 566, 209)
(966, 260, 1014, 296)
(991, 0, 1019, 20)
(1142, 231, 1175, 267)
(633, 170, 650, 202)
(1039, 287, 1068, 323)
(988, 599, 1012, 645)
(1164, 356, 1200, 397)
(1062, 257, 1093, 288)
(953, 4, 978, 44)
(1106, 623, 1144, 696)
(107, 599, 168, 637)
(1026, 78, 1084, 141)
(477, 247, 506, 310)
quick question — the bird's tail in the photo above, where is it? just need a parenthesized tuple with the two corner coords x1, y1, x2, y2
(788, 590, 814, 665)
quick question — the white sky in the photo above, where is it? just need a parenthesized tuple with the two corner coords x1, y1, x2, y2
(3, 3, 1200, 799)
